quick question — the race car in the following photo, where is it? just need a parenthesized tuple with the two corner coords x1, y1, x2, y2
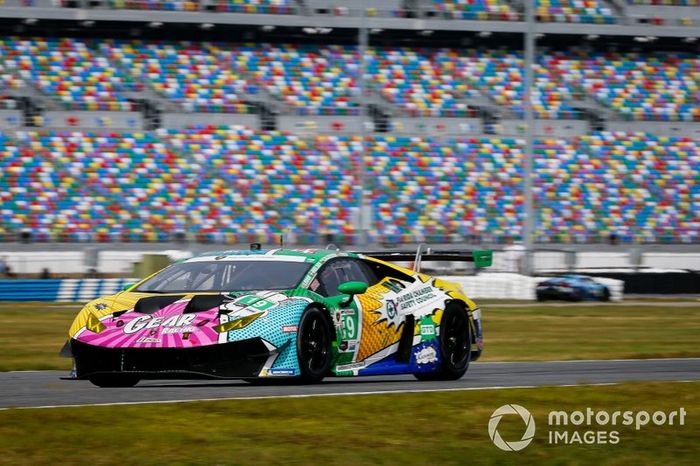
(535, 274, 611, 302)
(61, 246, 491, 387)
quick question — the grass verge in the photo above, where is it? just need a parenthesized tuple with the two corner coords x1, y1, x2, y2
(482, 303, 700, 361)
(0, 381, 697, 465)
(0, 302, 699, 371)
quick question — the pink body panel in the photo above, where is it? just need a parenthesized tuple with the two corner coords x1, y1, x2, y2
(77, 300, 221, 348)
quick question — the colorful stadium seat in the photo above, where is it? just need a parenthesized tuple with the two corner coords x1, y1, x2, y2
(101, 40, 256, 113)
(546, 49, 700, 122)
(0, 37, 140, 111)
(1, 129, 697, 243)
(536, 0, 617, 24)
(430, 0, 519, 21)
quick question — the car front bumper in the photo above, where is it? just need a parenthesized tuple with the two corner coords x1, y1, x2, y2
(70, 337, 278, 379)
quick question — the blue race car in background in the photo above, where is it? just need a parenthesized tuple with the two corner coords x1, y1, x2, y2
(536, 275, 611, 302)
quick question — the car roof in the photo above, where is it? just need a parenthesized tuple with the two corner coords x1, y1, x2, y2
(187, 248, 356, 264)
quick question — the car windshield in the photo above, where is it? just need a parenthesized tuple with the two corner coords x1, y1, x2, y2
(134, 260, 312, 293)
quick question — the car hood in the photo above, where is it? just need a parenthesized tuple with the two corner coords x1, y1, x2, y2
(70, 290, 302, 349)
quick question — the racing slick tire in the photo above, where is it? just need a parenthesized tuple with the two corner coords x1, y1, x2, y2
(296, 306, 333, 383)
(601, 287, 611, 302)
(414, 302, 471, 381)
(88, 375, 140, 388)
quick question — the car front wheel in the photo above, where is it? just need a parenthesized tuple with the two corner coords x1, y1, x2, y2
(296, 307, 333, 383)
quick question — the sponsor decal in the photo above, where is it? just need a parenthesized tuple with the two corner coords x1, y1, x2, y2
(420, 324, 436, 336)
(221, 292, 304, 318)
(162, 326, 196, 334)
(136, 337, 161, 343)
(123, 314, 197, 335)
(94, 303, 108, 311)
(268, 368, 296, 376)
(382, 279, 406, 294)
(339, 341, 357, 353)
(386, 300, 399, 321)
(336, 361, 366, 372)
(415, 346, 438, 365)
(281, 325, 298, 333)
(395, 286, 437, 312)
(374, 285, 440, 330)
(300, 260, 325, 288)
(227, 294, 278, 312)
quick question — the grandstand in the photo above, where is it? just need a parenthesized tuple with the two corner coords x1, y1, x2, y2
(0, 0, 698, 246)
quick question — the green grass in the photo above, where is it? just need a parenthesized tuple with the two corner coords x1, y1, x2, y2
(0, 382, 697, 465)
(482, 303, 700, 361)
(0, 303, 79, 371)
(1, 302, 699, 371)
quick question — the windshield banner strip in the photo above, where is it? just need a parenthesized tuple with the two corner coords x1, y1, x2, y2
(185, 256, 308, 263)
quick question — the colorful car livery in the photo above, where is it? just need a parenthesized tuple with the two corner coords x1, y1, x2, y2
(61, 247, 491, 387)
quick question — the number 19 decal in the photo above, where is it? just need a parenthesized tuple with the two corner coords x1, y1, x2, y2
(341, 314, 357, 340)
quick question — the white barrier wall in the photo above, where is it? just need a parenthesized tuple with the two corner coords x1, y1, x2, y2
(2, 250, 698, 275)
(444, 274, 625, 301)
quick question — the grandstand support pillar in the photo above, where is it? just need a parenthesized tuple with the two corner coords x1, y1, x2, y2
(356, 8, 371, 246)
(522, 0, 535, 275)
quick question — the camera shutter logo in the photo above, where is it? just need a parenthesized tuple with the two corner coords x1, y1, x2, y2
(488, 404, 536, 451)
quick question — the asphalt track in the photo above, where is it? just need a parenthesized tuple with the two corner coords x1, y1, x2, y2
(1, 358, 698, 410)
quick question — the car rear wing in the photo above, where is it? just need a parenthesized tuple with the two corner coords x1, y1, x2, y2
(356, 244, 493, 273)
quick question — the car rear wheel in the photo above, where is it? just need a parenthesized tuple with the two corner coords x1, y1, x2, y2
(296, 307, 333, 383)
(414, 302, 471, 381)
(88, 374, 140, 388)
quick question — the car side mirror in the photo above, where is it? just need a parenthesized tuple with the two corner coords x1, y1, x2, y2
(337, 281, 368, 307)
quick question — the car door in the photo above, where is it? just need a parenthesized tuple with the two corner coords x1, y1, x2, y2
(352, 259, 423, 367)
(313, 258, 376, 369)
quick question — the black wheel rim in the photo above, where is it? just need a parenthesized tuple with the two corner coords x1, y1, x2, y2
(300, 314, 329, 373)
(442, 311, 469, 368)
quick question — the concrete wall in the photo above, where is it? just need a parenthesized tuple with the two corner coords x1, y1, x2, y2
(498, 119, 588, 137)
(280, 116, 483, 135)
(306, 0, 403, 13)
(391, 117, 483, 135)
(627, 5, 700, 20)
(279, 115, 365, 134)
(161, 112, 259, 129)
(0, 110, 21, 128)
(42, 111, 142, 130)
